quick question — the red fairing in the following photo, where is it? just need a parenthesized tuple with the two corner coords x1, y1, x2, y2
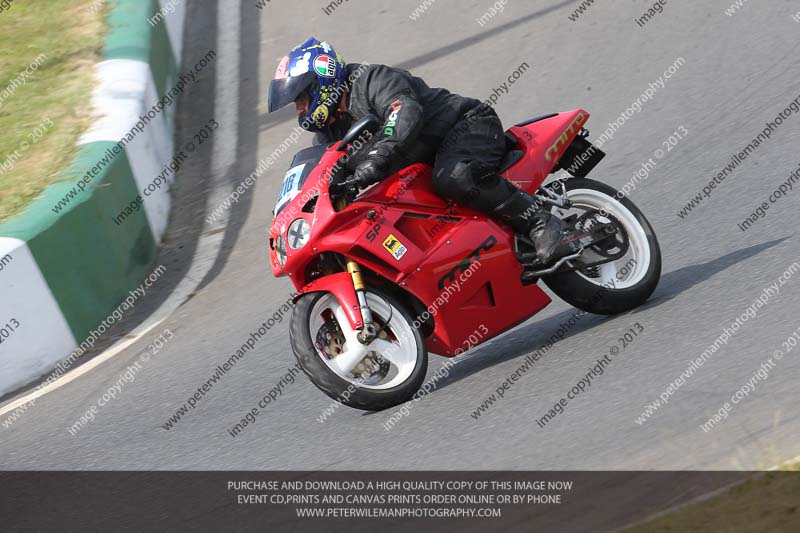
(503, 109, 590, 193)
(270, 110, 593, 356)
(297, 272, 363, 329)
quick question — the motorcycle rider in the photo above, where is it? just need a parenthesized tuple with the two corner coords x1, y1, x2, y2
(268, 37, 576, 267)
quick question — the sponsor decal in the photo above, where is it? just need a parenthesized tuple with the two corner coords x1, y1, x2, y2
(384, 99, 403, 136)
(437, 235, 496, 290)
(314, 55, 337, 77)
(545, 112, 588, 161)
(382, 233, 408, 261)
(366, 217, 387, 243)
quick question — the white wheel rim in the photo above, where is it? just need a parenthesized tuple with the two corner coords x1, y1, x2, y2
(308, 293, 418, 390)
(552, 188, 651, 289)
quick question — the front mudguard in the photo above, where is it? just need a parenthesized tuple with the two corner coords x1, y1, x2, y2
(295, 272, 363, 330)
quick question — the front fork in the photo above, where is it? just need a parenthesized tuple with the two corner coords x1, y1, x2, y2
(337, 198, 379, 345)
(345, 259, 380, 344)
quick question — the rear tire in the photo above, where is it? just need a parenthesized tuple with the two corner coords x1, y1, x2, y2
(290, 288, 428, 411)
(543, 178, 661, 315)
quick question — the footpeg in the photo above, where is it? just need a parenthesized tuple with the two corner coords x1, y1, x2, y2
(521, 249, 584, 281)
(516, 217, 622, 283)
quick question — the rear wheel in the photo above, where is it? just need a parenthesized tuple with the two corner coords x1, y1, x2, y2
(543, 178, 661, 315)
(290, 288, 427, 411)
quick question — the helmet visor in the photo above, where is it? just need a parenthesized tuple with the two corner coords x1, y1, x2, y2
(268, 71, 316, 113)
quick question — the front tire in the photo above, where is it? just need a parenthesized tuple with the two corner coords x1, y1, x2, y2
(543, 178, 661, 315)
(290, 288, 428, 411)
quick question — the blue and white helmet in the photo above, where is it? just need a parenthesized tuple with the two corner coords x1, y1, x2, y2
(268, 37, 347, 132)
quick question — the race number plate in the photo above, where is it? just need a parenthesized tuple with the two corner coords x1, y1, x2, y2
(274, 164, 306, 214)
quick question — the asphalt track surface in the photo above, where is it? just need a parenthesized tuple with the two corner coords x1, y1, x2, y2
(2, 0, 799, 480)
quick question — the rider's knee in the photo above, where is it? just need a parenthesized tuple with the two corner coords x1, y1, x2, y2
(432, 160, 478, 203)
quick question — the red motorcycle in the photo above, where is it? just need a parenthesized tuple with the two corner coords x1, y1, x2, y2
(269, 109, 661, 410)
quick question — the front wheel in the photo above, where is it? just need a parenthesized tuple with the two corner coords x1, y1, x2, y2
(290, 288, 428, 411)
(543, 178, 661, 315)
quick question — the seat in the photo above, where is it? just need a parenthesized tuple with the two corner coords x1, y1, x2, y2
(498, 132, 524, 173)
(514, 113, 558, 127)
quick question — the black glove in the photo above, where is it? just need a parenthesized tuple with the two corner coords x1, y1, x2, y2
(352, 156, 388, 188)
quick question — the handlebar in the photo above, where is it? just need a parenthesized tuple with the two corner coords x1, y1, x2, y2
(329, 175, 361, 196)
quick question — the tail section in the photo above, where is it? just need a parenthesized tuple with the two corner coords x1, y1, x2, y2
(503, 110, 604, 194)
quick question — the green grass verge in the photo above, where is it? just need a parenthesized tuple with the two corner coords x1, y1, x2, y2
(0, 0, 106, 222)
(626, 464, 800, 532)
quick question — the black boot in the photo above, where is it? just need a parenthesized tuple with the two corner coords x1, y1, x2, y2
(491, 189, 578, 266)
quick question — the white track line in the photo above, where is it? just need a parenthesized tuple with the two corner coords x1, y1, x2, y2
(0, 1, 241, 420)
(0, 320, 164, 417)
